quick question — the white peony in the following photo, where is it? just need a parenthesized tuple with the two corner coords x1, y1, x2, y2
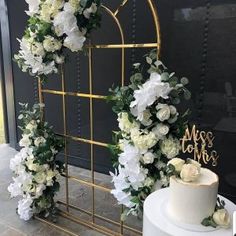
(167, 158, 185, 172)
(64, 31, 86, 52)
(19, 134, 31, 147)
(160, 136, 180, 159)
(180, 164, 201, 182)
(213, 209, 231, 228)
(25, 0, 40, 16)
(130, 72, 172, 121)
(130, 128, 157, 153)
(142, 152, 155, 164)
(152, 123, 169, 140)
(118, 112, 139, 134)
(34, 136, 46, 147)
(43, 36, 62, 52)
(17, 196, 33, 221)
(83, 3, 98, 19)
(156, 103, 171, 121)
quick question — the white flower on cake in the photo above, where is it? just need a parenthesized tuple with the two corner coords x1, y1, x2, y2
(188, 158, 201, 172)
(212, 209, 230, 228)
(180, 163, 201, 182)
(160, 136, 180, 159)
(130, 72, 172, 121)
(167, 158, 185, 173)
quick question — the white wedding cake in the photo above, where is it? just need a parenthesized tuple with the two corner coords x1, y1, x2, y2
(167, 168, 219, 225)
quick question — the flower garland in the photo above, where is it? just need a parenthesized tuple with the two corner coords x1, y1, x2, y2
(108, 50, 191, 217)
(8, 103, 64, 221)
(14, 0, 101, 79)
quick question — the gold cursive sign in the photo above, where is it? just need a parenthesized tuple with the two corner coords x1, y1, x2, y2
(180, 125, 219, 166)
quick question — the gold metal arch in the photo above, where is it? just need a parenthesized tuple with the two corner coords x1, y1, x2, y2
(37, 1, 161, 235)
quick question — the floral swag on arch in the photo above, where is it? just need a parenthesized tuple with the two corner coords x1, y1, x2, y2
(8, 104, 64, 220)
(14, 0, 101, 79)
(108, 50, 191, 217)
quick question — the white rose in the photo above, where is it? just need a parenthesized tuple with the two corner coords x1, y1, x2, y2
(34, 171, 47, 184)
(35, 184, 46, 198)
(140, 109, 152, 126)
(26, 120, 37, 132)
(169, 105, 177, 115)
(19, 134, 31, 147)
(188, 159, 201, 172)
(43, 36, 62, 52)
(180, 164, 200, 182)
(168, 158, 185, 173)
(142, 152, 155, 164)
(152, 123, 169, 139)
(156, 103, 171, 121)
(160, 136, 180, 159)
(34, 136, 46, 147)
(25, 159, 40, 172)
(213, 209, 231, 228)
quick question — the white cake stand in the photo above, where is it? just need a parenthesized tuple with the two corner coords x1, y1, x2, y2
(143, 188, 236, 236)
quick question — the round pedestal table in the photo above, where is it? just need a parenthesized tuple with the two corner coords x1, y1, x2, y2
(143, 188, 235, 236)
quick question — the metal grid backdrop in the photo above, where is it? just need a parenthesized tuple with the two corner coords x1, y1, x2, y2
(36, 0, 161, 235)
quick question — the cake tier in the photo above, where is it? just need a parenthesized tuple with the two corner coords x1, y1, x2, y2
(167, 168, 219, 225)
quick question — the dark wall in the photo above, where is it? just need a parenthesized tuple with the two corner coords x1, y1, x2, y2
(6, 0, 236, 202)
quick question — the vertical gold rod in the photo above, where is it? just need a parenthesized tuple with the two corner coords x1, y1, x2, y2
(37, 78, 44, 120)
(147, 0, 162, 58)
(61, 65, 69, 212)
(88, 45, 95, 223)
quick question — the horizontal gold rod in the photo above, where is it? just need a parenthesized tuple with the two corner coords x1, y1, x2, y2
(57, 133, 109, 148)
(34, 216, 80, 236)
(85, 42, 159, 49)
(61, 174, 111, 192)
(41, 89, 107, 100)
(57, 201, 142, 235)
(58, 210, 119, 236)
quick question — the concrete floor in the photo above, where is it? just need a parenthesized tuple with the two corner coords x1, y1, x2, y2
(0, 144, 141, 236)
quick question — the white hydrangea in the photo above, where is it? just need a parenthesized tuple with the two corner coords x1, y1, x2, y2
(130, 128, 157, 153)
(130, 72, 172, 121)
(63, 31, 86, 52)
(43, 36, 62, 52)
(117, 112, 139, 134)
(160, 136, 180, 159)
(25, 0, 40, 16)
(17, 196, 33, 221)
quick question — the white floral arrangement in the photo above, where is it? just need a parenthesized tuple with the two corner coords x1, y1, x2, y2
(14, 0, 101, 79)
(107, 50, 191, 217)
(167, 157, 231, 228)
(8, 103, 64, 221)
